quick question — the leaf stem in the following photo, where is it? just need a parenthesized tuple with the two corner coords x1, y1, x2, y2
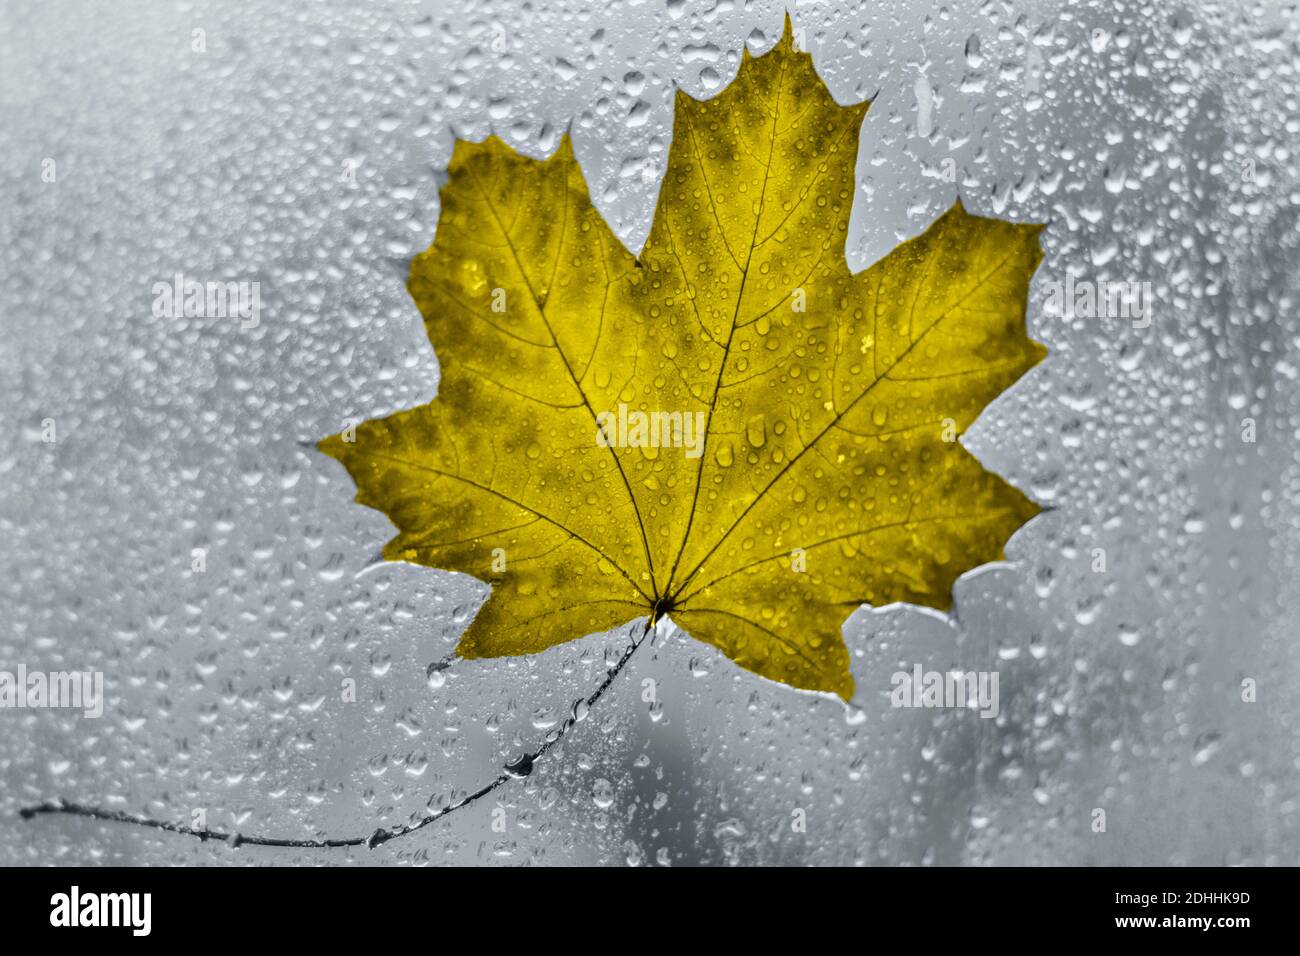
(19, 618, 657, 851)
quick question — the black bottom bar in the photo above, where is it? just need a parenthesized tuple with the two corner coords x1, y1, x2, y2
(0, 866, 1277, 941)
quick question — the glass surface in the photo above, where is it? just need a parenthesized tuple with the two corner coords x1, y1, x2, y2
(2, 0, 1297, 865)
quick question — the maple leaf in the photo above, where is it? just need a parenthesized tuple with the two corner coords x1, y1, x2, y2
(318, 17, 1046, 699)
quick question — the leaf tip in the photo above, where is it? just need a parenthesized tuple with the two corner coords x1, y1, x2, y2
(832, 671, 856, 702)
(781, 10, 796, 49)
(1029, 337, 1050, 367)
(553, 126, 576, 160)
(316, 433, 344, 460)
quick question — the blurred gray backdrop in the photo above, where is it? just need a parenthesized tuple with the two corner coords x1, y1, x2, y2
(2, 0, 1298, 865)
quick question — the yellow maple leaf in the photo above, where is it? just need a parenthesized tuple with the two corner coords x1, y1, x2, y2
(318, 17, 1045, 700)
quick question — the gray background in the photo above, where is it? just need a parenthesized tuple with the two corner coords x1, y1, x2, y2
(1, 0, 1297, 865)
